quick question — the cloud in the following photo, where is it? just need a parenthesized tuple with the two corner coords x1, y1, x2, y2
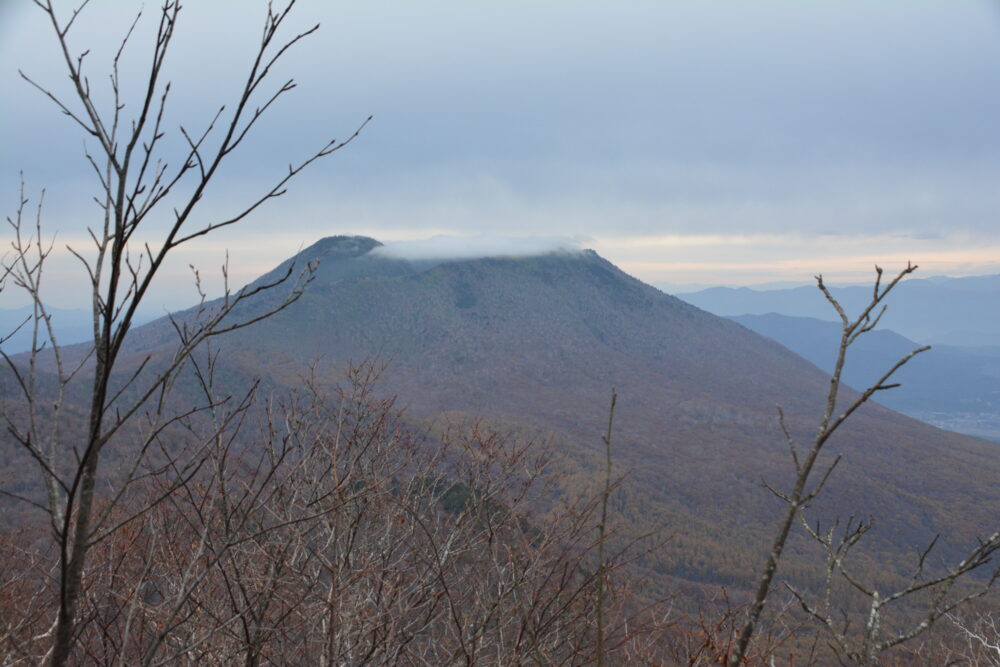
(5, 1, 999, 305)
(372, 235, 583, 261)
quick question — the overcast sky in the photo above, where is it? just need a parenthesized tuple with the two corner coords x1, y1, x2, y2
(2, 0, 999, 310)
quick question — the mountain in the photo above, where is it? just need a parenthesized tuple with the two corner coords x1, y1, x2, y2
(730, 313, 1000, 441)
(10, 236, 1000, 598)
(676, 274, 1000, 346)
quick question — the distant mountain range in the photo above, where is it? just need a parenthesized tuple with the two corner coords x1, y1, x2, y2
(676, 274, 1000, 347)
(0, 306, 156, 355)
(729, 313, 1000, 441)
(0, 306, 94, 355)
(6, 237, 1000, 599)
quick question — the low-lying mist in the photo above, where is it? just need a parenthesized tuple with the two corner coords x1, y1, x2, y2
(371, 235, 583, 261)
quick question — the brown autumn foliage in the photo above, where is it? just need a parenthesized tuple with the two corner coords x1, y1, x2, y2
(0, 362, 680, 665)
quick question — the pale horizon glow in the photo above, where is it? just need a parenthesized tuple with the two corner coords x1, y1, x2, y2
(1, 230, 998, 312)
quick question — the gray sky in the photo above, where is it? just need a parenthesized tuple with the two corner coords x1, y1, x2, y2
(2, 0, 1000, 309)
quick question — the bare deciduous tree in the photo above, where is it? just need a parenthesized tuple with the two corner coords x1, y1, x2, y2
(948, 610, 1000, 666)
(728, 264, 1000, 666)
(2, 2, 367, 664)
(786, 513, 1000, 665)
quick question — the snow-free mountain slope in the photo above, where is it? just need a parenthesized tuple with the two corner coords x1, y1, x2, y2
(27, 236, 1000, 594)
